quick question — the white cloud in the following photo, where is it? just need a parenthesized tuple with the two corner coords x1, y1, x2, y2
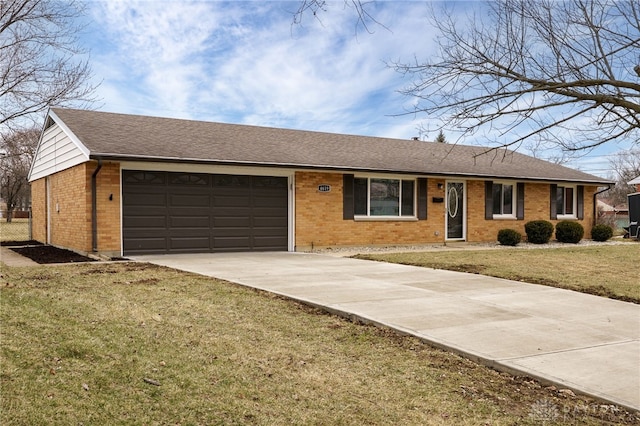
(74, 1, 626, 177)
(86, 0, 435, 138)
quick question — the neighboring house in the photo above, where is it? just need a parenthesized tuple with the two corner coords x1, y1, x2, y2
(28, 108, 611, 257)
(597, 199, 629, 231)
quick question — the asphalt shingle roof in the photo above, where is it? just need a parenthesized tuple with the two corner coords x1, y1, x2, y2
(50, 108, 610, 184)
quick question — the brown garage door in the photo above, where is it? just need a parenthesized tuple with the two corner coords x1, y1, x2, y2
(122, 170, 288, 255)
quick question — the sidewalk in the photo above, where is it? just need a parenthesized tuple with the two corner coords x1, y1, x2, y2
(0, 246, 39, 267)
(134, 251, 640, 412)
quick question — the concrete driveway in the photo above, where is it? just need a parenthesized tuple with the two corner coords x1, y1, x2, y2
(134, 251, 640, 411)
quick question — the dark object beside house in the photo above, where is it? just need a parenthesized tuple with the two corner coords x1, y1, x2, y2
(627, 193, 640, 239)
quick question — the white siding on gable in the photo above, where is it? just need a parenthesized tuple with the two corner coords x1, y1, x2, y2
(28, 123, 90, 181)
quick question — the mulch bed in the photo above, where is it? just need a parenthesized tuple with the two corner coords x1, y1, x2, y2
(9, 245, 95, 264)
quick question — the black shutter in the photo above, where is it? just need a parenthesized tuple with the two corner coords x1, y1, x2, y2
(417, 178, 427, 220)
(485, 181, 493, 220)
(516, 182, 525, 220)
(577, 185, 584, 220)
(550, 184, 558, 220)
(343, 174, 354, 220)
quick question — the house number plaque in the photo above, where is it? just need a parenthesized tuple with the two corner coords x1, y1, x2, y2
(318, 184, 331, 192)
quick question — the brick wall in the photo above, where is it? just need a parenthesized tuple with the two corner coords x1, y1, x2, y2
(30, 178, 47, 243)
(46, 163, 92, 252)
(30, 166, 600, 255)
(95, 162, 122, 255)
(28, 161, 122, 256)
(295, 172, 599, 249)
(295, 171, 447, 250)
(466, 180, 597, 242)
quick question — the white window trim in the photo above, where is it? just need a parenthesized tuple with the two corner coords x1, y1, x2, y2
(492, 181, 517, 220)
(557, 184, 578, 219)
(353, 175, 418, 220)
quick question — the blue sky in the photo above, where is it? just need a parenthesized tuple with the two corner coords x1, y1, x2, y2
(77, 0, 633, 178)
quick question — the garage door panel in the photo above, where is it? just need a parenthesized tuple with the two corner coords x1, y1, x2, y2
(168, 206, 211, 215)
(123, 170, 288, 254)
(123, 237, 168, 252)
(252, 227, 288, 236)
(169, 237, 211, 251)
(169, 193, 210, 207)
(213, 175, 250, 187)
(124, 216, 167, 228)
(253, 217, 288, 227)
(213, 195, 251, 207)
(213, 216, 251, 228)
(125, 193, 167, 206)
(169, 216, 210, 228)
(253, 236, 288, 250)
(212, 236, 252, 249)
(169, 172, 211, 186)
(252, 197, 287, 208)
(252, 206, 287, 215)
(252, 213, 288, 225)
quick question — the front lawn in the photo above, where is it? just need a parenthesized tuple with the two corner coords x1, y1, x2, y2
(355, 245, 640, 303)
(2, 263, 636, 425)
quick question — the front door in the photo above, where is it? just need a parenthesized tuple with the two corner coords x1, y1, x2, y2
(446, 181, 465, 240)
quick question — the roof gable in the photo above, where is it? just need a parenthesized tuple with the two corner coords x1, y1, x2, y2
(28, 110, 90, 181)
(45, 108, 611, 184)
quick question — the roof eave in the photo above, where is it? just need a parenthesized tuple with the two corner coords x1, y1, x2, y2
(89, 153, 613, 185)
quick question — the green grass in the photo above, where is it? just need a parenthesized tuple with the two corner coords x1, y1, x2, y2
(355, 244, 640, 303)
(0, 218, 30, 242)
(2, 262, 638, 425)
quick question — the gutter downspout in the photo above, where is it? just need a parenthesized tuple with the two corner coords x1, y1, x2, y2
(593, 184, 612, 227)
(91, 159, 103, 252)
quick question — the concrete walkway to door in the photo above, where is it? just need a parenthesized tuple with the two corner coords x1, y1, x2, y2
(134, 252, 640, 412)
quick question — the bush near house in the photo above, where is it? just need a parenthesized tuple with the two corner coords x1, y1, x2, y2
(497, 229, 521, 246)
(555, 221, 584, 244)
(524, 220, 554, 244)
(591, 224, 614, 242)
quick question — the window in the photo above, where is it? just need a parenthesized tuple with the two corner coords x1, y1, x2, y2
(492, 183, 514, 216)
(485, 181, 524, 220)
(353, 177, 415, 217)
(556, 186, 575, 216)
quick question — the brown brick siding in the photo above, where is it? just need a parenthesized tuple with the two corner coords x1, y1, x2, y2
(42, 163, 92, 252)
(30, 166, 599, 255)
(28, 161, 122, 256)
(95, 162, 122, 255)
(30, 178, 47, 243)
(295, 172, 598, 249)
(466, 180, 596, 242)
(295, 171, 447, 250)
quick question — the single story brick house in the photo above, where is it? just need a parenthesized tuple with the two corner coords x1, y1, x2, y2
(28, 108, 611, 257)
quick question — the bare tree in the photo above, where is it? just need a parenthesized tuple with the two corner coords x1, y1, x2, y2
(398, 0, 640, 152)
(0, 128, 39, 222)
(292, 0, 384, 34)
(1, 0, 98, 131)
(603, 149, 640, 206)
(297, 0, 640, 153)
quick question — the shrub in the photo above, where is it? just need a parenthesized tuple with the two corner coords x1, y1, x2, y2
(497, 229, 522, 246)
(591, 224, 613, 242)
(524, 220, 554, 244)
(555, 220, 584, 244)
